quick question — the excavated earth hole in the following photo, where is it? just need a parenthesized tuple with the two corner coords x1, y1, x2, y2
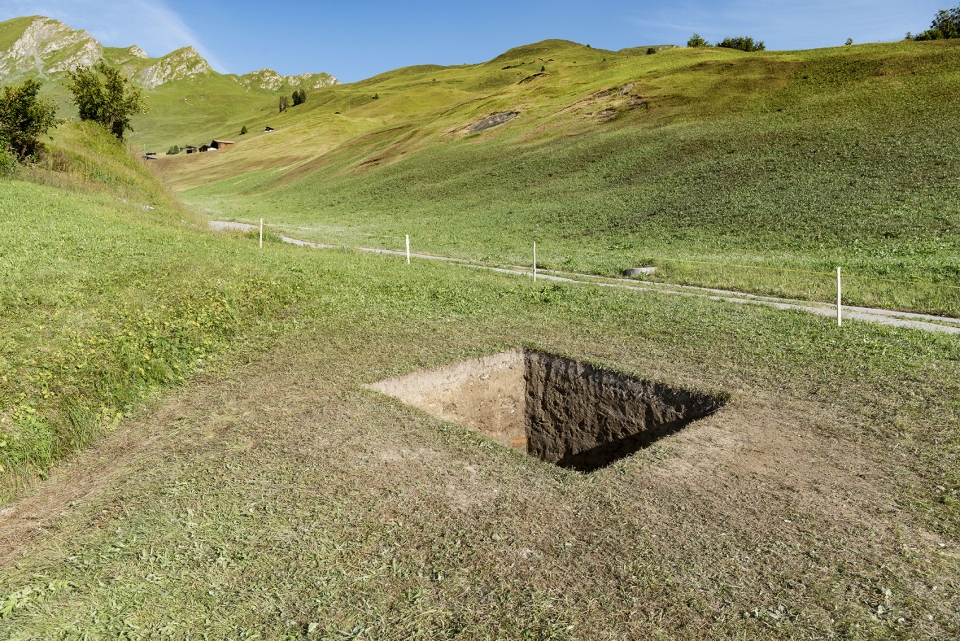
(367, 350, 725, 472)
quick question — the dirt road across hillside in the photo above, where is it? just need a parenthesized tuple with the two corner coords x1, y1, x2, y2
(209, 221, 960, 335)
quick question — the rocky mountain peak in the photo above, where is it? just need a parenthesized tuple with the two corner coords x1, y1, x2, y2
(0, 16, 102, 78)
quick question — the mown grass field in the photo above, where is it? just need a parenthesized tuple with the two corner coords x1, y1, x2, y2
(1, 184, 959, 637)
(151, 39, 960, 316)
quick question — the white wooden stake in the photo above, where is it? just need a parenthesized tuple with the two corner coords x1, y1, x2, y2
(837, 267, 842, 327)
(533, 242, 537, 282)
(406, 235, 410, 264)
(259, 218, 263, 249)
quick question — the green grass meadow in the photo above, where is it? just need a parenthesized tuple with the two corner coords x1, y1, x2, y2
(155, 39, 960, 315)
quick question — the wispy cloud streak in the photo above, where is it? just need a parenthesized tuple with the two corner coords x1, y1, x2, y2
(0, 0, 226, 71)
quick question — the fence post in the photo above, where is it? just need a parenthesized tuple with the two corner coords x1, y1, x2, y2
(533, 242, 537, 282)
(837, 267, 842, 327)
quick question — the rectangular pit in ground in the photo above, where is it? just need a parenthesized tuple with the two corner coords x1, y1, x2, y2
(367, 350, 724, 472)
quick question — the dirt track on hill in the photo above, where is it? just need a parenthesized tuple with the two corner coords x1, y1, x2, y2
(210, 220, 960, 335)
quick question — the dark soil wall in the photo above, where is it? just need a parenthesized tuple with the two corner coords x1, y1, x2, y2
(524, 352, 724, 472)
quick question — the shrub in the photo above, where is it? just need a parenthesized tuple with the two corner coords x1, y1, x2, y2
(646, 47, 656, 55)
(687, 33, 709, 48)
(166, 145, 180, 155)
(240, 125, 248, 135)
(716, 36, 765, 52)
(292, 88, 307, 106)
(913, 5, 960, 40)
(0, 78, 60, 160)
(279, 95, 289, 113)
(67, 62, 147, 141)
(0, 147, 16, 176)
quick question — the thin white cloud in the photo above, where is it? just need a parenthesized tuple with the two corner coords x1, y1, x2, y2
(0, 0, 227, 71)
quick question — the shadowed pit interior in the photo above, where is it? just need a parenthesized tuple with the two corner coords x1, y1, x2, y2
(368, 349, 726, 472)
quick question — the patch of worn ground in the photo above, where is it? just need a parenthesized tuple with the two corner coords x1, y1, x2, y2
(0, 329, 956, 638)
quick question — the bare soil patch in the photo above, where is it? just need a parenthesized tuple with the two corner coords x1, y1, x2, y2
(369, 349, 726, 472)
(464, 111, 519, 134)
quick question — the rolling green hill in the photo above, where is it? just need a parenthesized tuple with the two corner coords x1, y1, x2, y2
(147, 38, 960, 316)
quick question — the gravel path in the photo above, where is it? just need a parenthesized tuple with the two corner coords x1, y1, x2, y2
(209, 221, 960, 335)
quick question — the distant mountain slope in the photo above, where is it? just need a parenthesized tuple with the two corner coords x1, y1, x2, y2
(0, 16, 338, 91)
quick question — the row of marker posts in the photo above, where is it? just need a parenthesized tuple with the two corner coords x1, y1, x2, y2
(255, 225, 846, 329)
(373, 235, 845, 327)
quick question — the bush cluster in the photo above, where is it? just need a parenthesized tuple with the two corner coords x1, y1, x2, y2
(911, 5, 960, 40)
(292, 88, 307, 106)
(687, 34, 765, 51)
(0, 78, 60, 162)
(67, 62, 147, 141)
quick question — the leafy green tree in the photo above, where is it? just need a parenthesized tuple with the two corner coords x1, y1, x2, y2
(166, 145, 180, 155)
(687, 33, 709, 48)
(0, 78, 60, 160)
(67, 62, 147, 141)
(716, 36, 765, 51)
(914, 4, 960, 40)
(240, 125, 248, 135)
(292, 88, 307, 106)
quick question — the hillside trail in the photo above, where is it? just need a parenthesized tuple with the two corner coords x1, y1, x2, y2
(209, 221, 960, 335)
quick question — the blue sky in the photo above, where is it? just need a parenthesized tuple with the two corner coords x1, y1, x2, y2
(0, 1, 949, 81)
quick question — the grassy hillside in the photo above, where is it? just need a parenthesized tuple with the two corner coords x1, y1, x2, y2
(0, 122, 311, 495)
(1, 79, 960, 639)
(151, 39, 960, 315)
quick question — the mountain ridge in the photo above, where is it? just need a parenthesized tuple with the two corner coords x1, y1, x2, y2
(0, 16, 338, 91)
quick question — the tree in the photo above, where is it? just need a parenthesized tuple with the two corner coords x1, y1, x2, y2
(913, 4, 960, 40)
(240, 125, 248, 135)
(67, 62, 147, 141)
(166, 145, 180, 155)
(845, 38, 854, 46)
(0, 78, 60, 160)
(292, 88, 307, 106)
(279, 95, 289, 113)
(687, 33, 709, 48)
(716, 36, 765, 52)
